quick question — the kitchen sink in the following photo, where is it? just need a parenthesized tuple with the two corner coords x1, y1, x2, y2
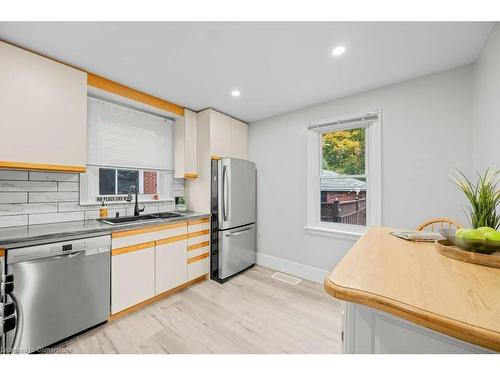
(98, 214, 160, 225)
(98, 212, 184, 225)
(157, 212, 184, 218)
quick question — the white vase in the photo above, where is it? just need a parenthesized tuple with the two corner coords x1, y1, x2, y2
(176, 204, 187, 212)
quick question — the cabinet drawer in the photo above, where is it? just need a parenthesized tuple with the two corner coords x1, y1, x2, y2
(111, 245, 155, 314)
(112, 221, 187, 249)
(187, 253, 209, 281)
(188, 217, 210, 233)
(187, 240, 209, 258)
(187, 229, 210, 246)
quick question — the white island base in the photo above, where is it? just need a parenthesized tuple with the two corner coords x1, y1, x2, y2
(340, 302, 493, 354)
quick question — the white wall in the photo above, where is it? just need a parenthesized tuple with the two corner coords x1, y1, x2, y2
(473, 24, 500, 171)
(248, 66, 474, 282)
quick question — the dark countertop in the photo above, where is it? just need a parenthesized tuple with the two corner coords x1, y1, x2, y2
(0, 211, 209, 249)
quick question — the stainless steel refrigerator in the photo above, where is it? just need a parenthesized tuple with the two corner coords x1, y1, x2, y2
(211, 158, 256, 282)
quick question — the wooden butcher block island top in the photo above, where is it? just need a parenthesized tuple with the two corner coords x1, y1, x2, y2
(324, 227, 500, 351)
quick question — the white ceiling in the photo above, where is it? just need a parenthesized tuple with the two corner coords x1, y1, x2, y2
(0, 22, 494, 122)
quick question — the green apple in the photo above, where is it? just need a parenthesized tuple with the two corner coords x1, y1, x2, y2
(477, 226, 496, 233)
(485, 231, 500, 242)
(455, 228, 466, 237)
(461, 229, 486, 240)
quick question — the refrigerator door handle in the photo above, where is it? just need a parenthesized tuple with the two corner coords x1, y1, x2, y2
(222, 165, 229, 221)
(225, 227, 252, 237)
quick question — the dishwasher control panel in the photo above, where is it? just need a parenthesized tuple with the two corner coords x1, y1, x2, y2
(7, 235, 111, 264)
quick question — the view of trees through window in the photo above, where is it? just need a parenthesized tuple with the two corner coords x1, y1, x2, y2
(322, 128, 365, 175)
(321, 127, 367, 226)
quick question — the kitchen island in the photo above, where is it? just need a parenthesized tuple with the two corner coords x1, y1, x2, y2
(324, 227, 500, 353)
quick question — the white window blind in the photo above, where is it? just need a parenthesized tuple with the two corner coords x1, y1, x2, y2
(87, 97, 174, 170)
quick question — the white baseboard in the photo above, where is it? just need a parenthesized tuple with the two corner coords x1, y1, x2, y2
(256, 252, 329, 284)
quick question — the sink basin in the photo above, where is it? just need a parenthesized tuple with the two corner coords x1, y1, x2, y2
(98, 214, 159, 225)
(157, 212, 183, 218)
(98, 212, 184, 225)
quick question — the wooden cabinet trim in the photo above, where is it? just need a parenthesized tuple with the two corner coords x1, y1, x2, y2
(87, 73, 184, 116)
(187, 241, 209, 251)
(211, 155, 221, 160)
(0, 161, 86, 173)
(155, 234, 188, 246)
(112, 221, 187, 238)
(184, 173, 198, 179)
(187, 217, 209, 226)
(187, 229, 210, 239)
(0, 248, 4, 258)
(110, 274, 207, 321)
(112, 241, 155, 256)
(187, 252, 209, 264)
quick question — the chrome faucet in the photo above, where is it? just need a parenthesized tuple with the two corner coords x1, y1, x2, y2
(126, 185, 145, 216)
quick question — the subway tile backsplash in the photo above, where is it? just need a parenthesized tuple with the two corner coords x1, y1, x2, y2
(0, 170, 185, 228)
(29, 171, 79, 182)
(0, 180, 57, 192)
(28, 192, 80, 203)
(0, 170, 28, 181)
(0, 192, 28, 204)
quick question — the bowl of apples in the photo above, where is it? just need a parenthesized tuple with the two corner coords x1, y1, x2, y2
(441, 226, 500, 255)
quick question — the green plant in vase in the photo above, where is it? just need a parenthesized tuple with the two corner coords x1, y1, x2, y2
(451, 168, 500, 230)
(175, 196, 187, 212)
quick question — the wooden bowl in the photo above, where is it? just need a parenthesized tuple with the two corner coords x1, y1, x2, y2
(436, 239, 500, 269)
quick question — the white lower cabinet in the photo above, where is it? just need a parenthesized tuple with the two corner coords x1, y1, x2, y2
(187, 256, 209, 280)
(111, 245, 155, 314)
(341, 302, 493, 354)
(155, 238, 188, 294)
(110, 218, 210, 316)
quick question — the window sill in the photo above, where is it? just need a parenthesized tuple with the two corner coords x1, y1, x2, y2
(79, 198, 174, 207)
(304, 225, 365, 240)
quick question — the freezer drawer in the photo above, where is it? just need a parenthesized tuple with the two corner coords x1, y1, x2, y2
(218, 224, 256, 280)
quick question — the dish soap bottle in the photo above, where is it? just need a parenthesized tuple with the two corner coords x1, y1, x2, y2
(99, 201, 108, 218)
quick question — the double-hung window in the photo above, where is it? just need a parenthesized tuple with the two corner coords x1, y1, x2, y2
(80, 97, 175, 205)
(306, 111, 381, 236)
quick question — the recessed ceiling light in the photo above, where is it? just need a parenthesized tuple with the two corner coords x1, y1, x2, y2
(231, 90, 241, 97)
(332, 46, 346, 56)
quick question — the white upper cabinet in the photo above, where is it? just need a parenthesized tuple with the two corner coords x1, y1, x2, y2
(185, 109, 248, 212)
(184, 109, 198, 176)
(0, 41, 87, 171)
(230, 118, 248, 159)
(210, 110, 232, 158)
(209, 110, 248, 159)
(175, 109, 198, 178)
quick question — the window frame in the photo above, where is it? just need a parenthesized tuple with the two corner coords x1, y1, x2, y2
(80, 95, 176, 206)
(97, 167, 159, 197)
(80, 165, 173, 205)
(306, 111, 382, 238)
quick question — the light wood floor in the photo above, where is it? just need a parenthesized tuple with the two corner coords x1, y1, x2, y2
(56, 266, 342, 354)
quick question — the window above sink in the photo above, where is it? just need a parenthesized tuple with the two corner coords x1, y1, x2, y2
(80, 165, 174, 205)
(79, 97, 176, 206)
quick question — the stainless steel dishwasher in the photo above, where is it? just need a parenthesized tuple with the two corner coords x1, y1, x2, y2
(5, 234, 110, 353)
